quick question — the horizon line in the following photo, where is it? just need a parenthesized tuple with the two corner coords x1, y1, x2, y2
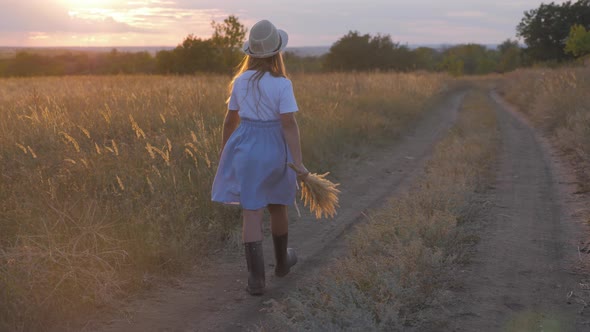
(0, 42, 504, 49)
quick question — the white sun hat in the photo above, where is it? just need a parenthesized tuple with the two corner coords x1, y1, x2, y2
(242, 20, 289, 58)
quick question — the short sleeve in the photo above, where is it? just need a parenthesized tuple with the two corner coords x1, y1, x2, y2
(228, 85, 239, 110)
(279, 80, 298, 114)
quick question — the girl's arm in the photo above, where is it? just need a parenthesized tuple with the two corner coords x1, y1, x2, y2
(221, 110, 240, 153)
(280, 113, 308, 176)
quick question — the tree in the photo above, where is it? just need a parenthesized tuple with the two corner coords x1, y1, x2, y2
(565, 24, 590, 57)
(517, 0, 590, 63)
(440, 44, 497, 75)
(8, 52, 51, 76)
(211, 15, 247, 71)
(154, 15, 247, 74)
(324, 31, 373, 71)
(388, 43, 413, 71)
(410, 47, 440, 71)
(211, 15, 247, 51)
(156, 15, 246, 74)
(176, 34, 222, 73)
(155, 49, 179, 74)
(323, 31, 413, 71)
(439, 54, 464, 76)
(497, 39, 522, 73)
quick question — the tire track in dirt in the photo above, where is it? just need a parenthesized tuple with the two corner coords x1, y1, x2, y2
(443, 92, 583, 332)
(87, 90, 466, 332)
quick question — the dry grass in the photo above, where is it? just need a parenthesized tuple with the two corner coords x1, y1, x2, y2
(298, 171, 340, 219)
(270, 90, 499, 330)
(498, 67, 590, 193)
(289, 163, 340, 219)
(0, 72, 447, 330)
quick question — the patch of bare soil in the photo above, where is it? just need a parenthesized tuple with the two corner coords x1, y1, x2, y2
(438, 92, 590, 332)
(76, 91, 467, 332)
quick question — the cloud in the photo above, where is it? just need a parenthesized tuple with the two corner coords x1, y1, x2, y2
(67, 16, 153, 34)
(0, 0, 151, 34)
(64, 1, 229, 38)
(28, 32, 50, 41)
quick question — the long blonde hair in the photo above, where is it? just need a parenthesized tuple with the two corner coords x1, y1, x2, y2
(227, 53, 287, 99)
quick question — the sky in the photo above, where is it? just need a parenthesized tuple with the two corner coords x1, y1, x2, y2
(0, 0, 569, 47)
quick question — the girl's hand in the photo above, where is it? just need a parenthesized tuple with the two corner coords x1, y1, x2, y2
(289, 163, 309, 180)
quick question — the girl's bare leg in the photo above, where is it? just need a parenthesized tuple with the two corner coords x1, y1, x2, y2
(268, 204, 288, 235)
(242, 209, 264, 243)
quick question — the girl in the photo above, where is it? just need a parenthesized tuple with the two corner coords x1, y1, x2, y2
(211, 19, 308, 295)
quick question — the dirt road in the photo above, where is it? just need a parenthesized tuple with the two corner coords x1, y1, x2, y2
(442, 92, 588, 332)
(84, 91, 466, 332)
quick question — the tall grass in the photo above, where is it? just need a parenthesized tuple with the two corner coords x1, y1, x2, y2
(0, 72, 446, 330)
(498, 67, 590, 192)
(270, 90, 499, 330)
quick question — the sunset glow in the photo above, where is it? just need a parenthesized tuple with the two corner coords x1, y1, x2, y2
(0, 0, 572, 47)
(62, 0, 117, 7)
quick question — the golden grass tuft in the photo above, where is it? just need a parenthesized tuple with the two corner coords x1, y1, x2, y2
(289, 164, 340, 219)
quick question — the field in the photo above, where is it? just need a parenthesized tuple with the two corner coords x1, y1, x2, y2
(2, 66, 589, 331)
(0, 72, 447, 330)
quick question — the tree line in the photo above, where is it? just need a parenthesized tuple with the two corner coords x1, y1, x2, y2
(1, 1, 589, 78)
(0, 38, 526, 77)
(0, 39, 523, 77)
(321, 32, 523, 75)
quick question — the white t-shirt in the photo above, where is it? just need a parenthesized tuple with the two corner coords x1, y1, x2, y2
(228, 70, 298, 121)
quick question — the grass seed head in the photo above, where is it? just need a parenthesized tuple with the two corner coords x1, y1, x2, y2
(289, 164, 341, 219)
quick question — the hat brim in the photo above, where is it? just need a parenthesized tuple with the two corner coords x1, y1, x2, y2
(242, 29, 289, 58)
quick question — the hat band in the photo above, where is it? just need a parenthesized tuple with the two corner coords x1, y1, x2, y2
(273, 35, 283, 52)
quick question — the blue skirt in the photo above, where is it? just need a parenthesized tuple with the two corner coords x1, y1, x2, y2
(211, 118, 297, 210)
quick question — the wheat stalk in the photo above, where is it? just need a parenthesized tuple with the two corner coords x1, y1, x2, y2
(288, 163, 340, 219)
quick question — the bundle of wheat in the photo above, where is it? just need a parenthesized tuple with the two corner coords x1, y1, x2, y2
(288, 163, 340, 219)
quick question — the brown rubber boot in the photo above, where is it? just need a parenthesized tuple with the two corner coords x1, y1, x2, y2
(272, 233, 297, 277)
(244, 241, 265, 295)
